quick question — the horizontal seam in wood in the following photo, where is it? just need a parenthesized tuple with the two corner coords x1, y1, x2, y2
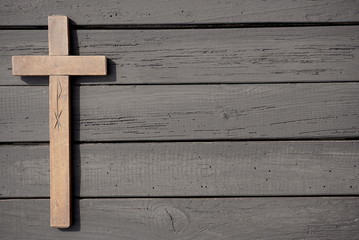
(2, 195, 359, 200)
(2, 80, 359, 87)
(1, 21, 359, 30)
(1, 138, 359, 145)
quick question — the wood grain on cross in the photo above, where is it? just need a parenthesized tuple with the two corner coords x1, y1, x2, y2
(12, 16, 107, 228)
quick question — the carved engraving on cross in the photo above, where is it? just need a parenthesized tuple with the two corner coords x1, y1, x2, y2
(12, 16, 107, 228)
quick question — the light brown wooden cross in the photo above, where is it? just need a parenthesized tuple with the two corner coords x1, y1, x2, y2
(12, 16, 107, 228)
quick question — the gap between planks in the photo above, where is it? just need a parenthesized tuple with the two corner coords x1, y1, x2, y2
(2, 195, 359, 200)
(3, 80, 359, 87)
(1, 138, 359, 145)
(1, 21, 359, 30)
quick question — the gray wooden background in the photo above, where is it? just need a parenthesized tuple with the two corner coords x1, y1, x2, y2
(1, 0, 359, 239)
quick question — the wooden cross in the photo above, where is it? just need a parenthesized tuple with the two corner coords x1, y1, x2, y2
(12, 16, 107, 228)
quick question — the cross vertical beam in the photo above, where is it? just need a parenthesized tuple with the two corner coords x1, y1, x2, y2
(48, 16, 71, 228)
(11, 15, 107, 228)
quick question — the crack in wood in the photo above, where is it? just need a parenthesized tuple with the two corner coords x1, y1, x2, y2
(164, 208, 176, 232)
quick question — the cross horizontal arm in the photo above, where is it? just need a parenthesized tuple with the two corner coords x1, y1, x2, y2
(12, 56, 107, 76)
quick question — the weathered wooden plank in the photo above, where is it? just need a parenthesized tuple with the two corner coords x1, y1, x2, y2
(1, 26, 359, 85)
(1, 198, 358, 239)
(12, 56, 107, 76)
(1, 141, 358, 198)
(1, 83, 358, 142)
(1, 0, 359, 26)
(47, 15, 72, 228)
(49, 76, 72, 228)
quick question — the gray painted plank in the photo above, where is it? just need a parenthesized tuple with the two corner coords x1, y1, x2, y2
(1, 198, 359, 239)
(1, 26, 359, 85)
(1, 141, 358, 197)
(1, 0, 359, 26)
(1, 83, 359, 142)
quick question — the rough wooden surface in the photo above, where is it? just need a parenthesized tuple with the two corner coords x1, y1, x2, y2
(1, 83, 358, 142)
(49, 76, 72, 228)
(48, 15, 72, 228)
(2, 1, 359, 236)
(1, 141, 358, 198)
(12, 56, 107, 76)
(1, 198, 359, 239)
(1, 0, 359, 26)
(48, 16, 69, 56)
(1, 26, 359, 85)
